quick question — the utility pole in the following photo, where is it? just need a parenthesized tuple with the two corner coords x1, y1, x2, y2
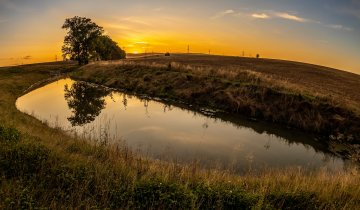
(209, 50, 211, 55)
(187, 45, 190, 54)
(55, 55, 58, 61)
(242, 51, 245, 57)
(145, 43, 149, 56)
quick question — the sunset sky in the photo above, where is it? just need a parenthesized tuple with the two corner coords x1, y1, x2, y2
(0, 0, 359, 73)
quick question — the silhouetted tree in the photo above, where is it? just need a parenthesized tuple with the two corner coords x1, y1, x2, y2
(91, 35, 126, 61)
(64, 82, 110, 126)
(256, 54, 260, 58)
(62, 16, 104, 65)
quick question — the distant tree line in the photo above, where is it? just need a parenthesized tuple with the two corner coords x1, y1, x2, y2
(62, 16, 126, 65)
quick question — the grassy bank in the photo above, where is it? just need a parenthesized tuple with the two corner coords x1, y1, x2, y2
(72, 55, 360, 161)
(0, 61, 359, 209)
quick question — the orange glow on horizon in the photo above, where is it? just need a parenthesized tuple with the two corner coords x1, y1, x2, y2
(0, 12, 359, 74)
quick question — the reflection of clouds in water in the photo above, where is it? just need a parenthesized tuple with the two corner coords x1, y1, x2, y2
(245, 153, 255, 163)
(15, 78, 351, 173)
(234, 143, 244, 152)
(130, 126, 164, 133)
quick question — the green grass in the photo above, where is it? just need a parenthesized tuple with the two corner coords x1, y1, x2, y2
(0, 61, 359, 209)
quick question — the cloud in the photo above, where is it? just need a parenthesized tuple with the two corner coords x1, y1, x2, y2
(22, 55, 32, 60)
(153, 7, 164, 12)
(0, 57, 14, 60)
(122, 17, 151, 26)
(212, 9, 354, 33)
(326, 24, 353, 31)
(251, 13, 270, 19)
(275, 12, 308, 22)
(211, 9, 235, 19)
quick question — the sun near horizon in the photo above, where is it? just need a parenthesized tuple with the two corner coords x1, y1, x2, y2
(0, 0, 359, 74)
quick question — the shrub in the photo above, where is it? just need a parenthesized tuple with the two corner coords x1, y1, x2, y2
(8, 66, 24, 74)
(266, 191, 320, 210)
(186, 74, 193, 81)
(143, 75, 151, 82)
(133, 179, 195, 209)
(0, 143, 50, 178)
(0, 125, 21, 143)
(167, 63, 172, 71)
(192, 183, 258, 209)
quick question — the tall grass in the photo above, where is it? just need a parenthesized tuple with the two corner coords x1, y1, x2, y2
(1, 123, 359, 209)
(1, 61, 359, 209)
(84, 60, 358, 113)
(76, 60, 360, 152)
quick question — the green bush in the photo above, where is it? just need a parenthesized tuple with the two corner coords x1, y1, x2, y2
(19, 187, 36, 210)
(266, 191, 320, 210)
(0, 125, 21, 143)
(133, 179, 195, 209)
(192, 183, 258, 209)
(0, 143, 50, 178)
(108, 183, 133, 209)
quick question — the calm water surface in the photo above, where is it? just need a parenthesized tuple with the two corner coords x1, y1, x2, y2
(16, 78, 350, 173)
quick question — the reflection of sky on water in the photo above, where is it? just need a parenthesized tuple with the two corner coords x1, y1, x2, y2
(16, 78, 349, 173)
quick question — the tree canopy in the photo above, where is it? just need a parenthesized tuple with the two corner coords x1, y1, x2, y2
(62, 16, 125, 65)
(91, 35, 126, 61)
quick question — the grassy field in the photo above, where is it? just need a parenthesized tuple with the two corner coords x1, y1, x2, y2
(130, 54, 360, 112)
(0, 58, 359, 209)
(73, 54, 360, 162)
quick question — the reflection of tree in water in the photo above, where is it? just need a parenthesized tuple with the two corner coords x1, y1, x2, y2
(122, 94, 128, 110)
(64, 82, 110, 126)
(142, 98, 150, 118)
(264, 139, 271, 150)
(163, 104, 173, 113)
(202, 122, 209, 129)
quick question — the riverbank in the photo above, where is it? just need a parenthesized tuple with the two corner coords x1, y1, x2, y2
(1, 60, 359, 209)
(72, 54, 360, 162)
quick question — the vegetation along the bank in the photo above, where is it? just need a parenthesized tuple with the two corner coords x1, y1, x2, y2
(72, 54, 360, 162)
(0, 59, 359, 209)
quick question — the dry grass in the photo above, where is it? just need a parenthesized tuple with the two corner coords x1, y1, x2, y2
(1, 60, 359, 209)
(92, 54, 360, 114)
(76, 56, 360, 151)
(126, 54, 360, 114)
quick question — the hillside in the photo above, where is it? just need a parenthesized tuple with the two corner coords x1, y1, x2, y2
(0, 60, 359, 209)
(129, 54, 360, 113)
(74, 53, 359, 140)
